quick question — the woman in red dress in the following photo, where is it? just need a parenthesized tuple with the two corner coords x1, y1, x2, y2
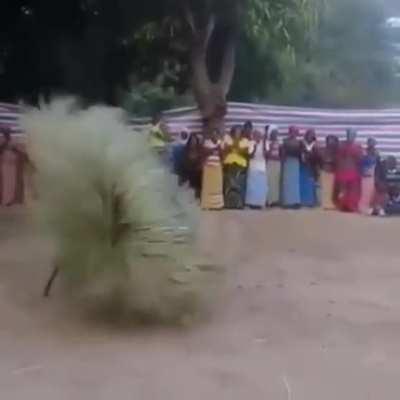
(335, 129, 363, 212)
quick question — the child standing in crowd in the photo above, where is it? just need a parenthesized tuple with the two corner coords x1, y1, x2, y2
(335, 128, 363, 212)
(223, 125, 250, 209)
(358, 138, 380, 215)
(245, 130, 268, 208)
(300, 129, 319, 207)
(319, 135, 339, 210)
(266, 125, 282, 206)
(282, 126, 302, 208)
(201, 129, 224, 210)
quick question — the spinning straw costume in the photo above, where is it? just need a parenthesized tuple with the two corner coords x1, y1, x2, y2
(22, 99, 219, 323)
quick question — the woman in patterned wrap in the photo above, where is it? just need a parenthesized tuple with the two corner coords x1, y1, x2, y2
(319, 135, 339, 210)
(201, 129, 224, 210)
(300, 129, 319, 207)
(266, 125, 282, 207)
(223, 125, 250, 209)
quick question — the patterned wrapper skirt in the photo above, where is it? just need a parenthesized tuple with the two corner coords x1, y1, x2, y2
(335, 170, 361, 212)
(223, 164, 247, 209)
(245, 168, 268, 207)
(320, 171, 335, 210)
(267, 160, 281, 205)
(282, 157, 300, 207)
(201, 163, 224, 210)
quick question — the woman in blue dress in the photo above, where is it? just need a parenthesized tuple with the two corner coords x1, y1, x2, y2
(281, 126, 302, 208)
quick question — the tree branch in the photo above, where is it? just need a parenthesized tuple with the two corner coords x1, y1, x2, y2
(189, 12, 216, 105)
(203, 14, 216, 49)
(183, 4, 197, 34)
(219, 35, 236, 97)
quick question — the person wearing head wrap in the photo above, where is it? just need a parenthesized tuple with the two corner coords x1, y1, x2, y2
(299, 129, 319, 207)
(335, 128, 363, 212)
(201, 129, 224, 210)
(265, 125, 282, 206)
(222, 125, 250, 209)
(319, 135, 339, 210)
(358, 137, 380, 215)
(281, 126, 302, 208)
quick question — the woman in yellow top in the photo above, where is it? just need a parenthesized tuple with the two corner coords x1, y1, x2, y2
(223, 124, 250, 209)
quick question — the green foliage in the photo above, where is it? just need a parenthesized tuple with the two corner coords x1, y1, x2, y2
(121, 79, 193, 117)
(239, 0, 400, 107)
(3, 0, 396, 109)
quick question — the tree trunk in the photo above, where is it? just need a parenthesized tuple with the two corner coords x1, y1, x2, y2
(185, 8, 236, 133)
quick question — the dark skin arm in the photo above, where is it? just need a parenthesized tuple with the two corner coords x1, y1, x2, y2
(263, 137, 268, 160)
(280, 141, 287, 161)
(249, 141, 257, 160)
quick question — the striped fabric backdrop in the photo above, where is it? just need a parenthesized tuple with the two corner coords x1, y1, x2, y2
(163, 102, 400, 160)
(3, 101, 400, 159)
(0, 102, 23, 135)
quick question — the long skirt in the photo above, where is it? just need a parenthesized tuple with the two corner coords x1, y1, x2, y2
(171, 144, 185, 176)
(245, 168, 268, 207)
(224, 164, 247, 209)
(267, 160, 281, 205)
(358, 176, 375, 214)
(335, 170, 361, 212)
(300, 163, 317, 207)
(282, 157, 301, 207)
(320, 171, 335, 210)
(201, 164, 224, 210)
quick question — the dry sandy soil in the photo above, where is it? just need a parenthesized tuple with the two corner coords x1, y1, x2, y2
(1, 207, 400, 399)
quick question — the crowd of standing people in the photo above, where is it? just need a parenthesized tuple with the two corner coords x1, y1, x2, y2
(150, 116, 400, 216)
(1, 116, 400, 217)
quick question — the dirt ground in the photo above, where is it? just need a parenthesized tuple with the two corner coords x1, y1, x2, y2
(1, 207, 400, 399)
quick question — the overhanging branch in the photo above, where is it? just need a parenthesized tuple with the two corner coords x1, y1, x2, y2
(219, 35, 236, 97)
